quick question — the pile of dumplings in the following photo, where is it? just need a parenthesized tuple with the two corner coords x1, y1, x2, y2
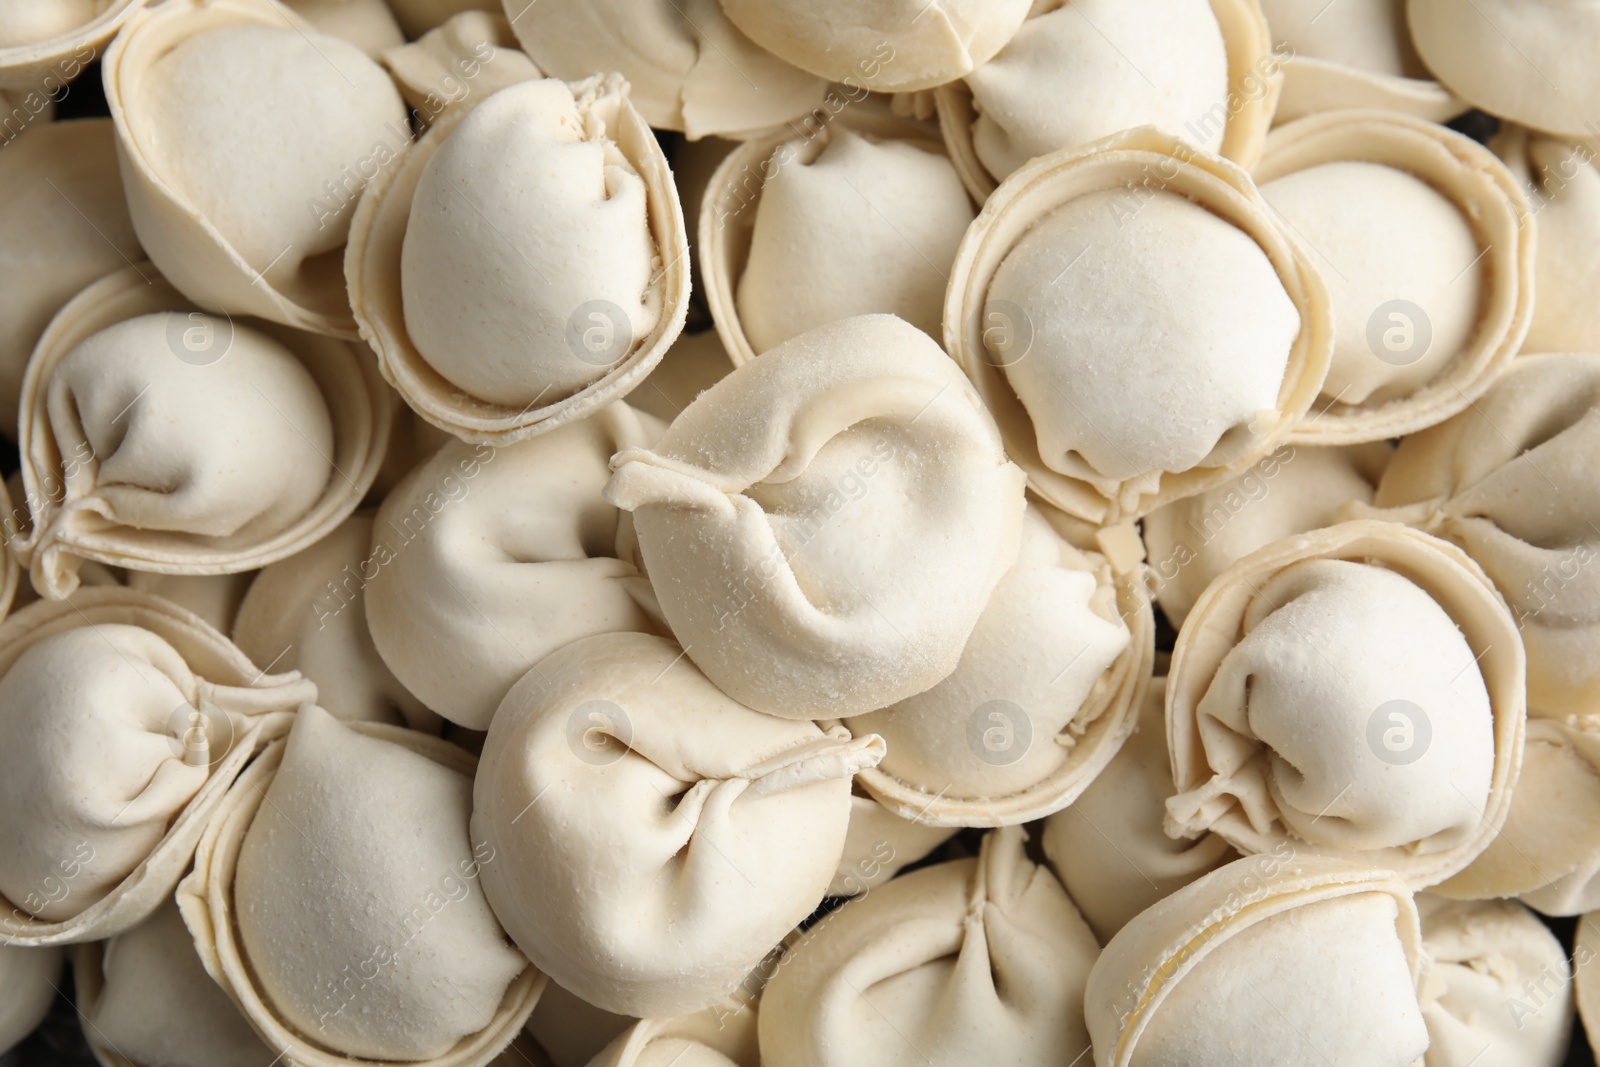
(6, 1, 1600, 1065)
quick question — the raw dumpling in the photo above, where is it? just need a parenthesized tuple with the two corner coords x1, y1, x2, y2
(964, 0, 1231, 182)
(76, 899, 280, 1067)
(106, 0, 410, 333)
(0, 588, 314, 944)
(844, 505, 1146, 825)
(378, 11, 540, 124)
(0, 1, 105, 49)
(759, 825, 1101, 1067)
(1258, 0, 1463, 122)
(472, 632, 884, 1016)
(1492, 127, 1600, 353)
(1409, 0, 1600, 139)
(0, 943, 63, 1056)
(723, 121, 974, 358)
(402, 79, 659, 405)
(1142, 443, 1388, 628)
(1165, 521, 1525, 888)
(0, 0, 141, 92)
(945, 127, 1331, 522)
(715, 0, 1031, 93)
(0, 119, 141, 440)
(17, 268, 391, 601)
(1415, 895, 1572, 1067)
(587, 999, 758, 1067)
(828, 792, 956, 897)
(233, 512, 437, 731)
(366, 402, 665, 731)
(502, 0, 826, 138)
(1042, 678, 1235, 942)
(1084, 853, 1431, 1066)
(1255, 111, 1531, 442)
(1455, 713, 1600, 914)
(180, 705, 541, 1064)
(606, 314, 1027, 718)
(1361, 351, 1600, 717)
(349, 75, 689, 442)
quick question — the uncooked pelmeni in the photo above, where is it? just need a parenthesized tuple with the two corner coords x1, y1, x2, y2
(0, 588, 315, 946)
(945, 127, 1331, 523)
(1041, 678, 1235, 943)
(1166, 521, 1525, 889)
(703, 111, 975, 363)
(1452, 711, 1600, 915)
(348, 75, 689, 442)
(843, 505, 1150, 826)
(379, 11, 540, 125)
(233, 512, 438, 732)
(1083, 853, 1430, 1066)
(386, 0, 497, 38)
(987, 195, 1290, 483)
(0, 119, 141, 440)
(1257, 111, 1532, 442)
(401, 79, 654, 405)
(1408, 0, 1600, 139)
(0, 0, 142, 91)
(472, 632, 884, 1017)
(1492, 126, 1600, 354)
(180, 705, 543, 1066)
(502, 0, 826, 139)
(936, 0, 1275, 198)
(1415, 895, 1573, 1067)
(605, 313, 1026, 718)
(75, 899, 279, 1067)
(16, 267, 392, 601)
(715, 0, 1031, 93)
(0, 943, 63, 1056)
(366, 403, 665, 732)
(1579, 913, 1600, 1063)
(759, 825, 1101, 1067)
(827, 793, 957, 897)
(0, 0, 104, 50)
(1358, 353, 1600, 906)
(1259, 0, 1464, 122)
(1142, 443, 1389, 629)
(283, 0, 403, 56)
(1359, 352, 1600, 719)
(5, 559, 251, 635)
(588, 1000, 759, 1067)
(105, 0, 409, 335)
